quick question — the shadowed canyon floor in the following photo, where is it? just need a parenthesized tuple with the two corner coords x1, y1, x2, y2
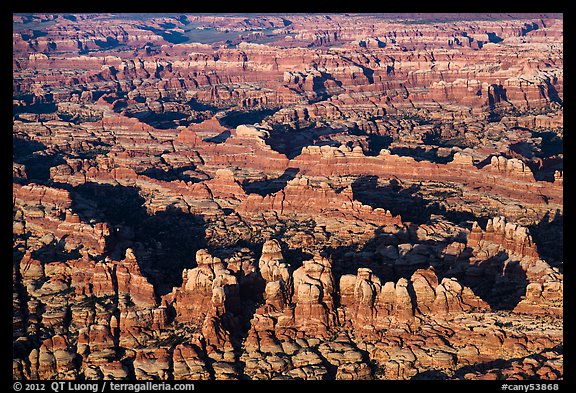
(13, 13, 562, 381)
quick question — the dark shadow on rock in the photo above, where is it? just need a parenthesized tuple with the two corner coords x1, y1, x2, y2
(521, 22, 539, 36)
(13, 102, 57, 115)
(30, 242, 82, 264)
(72, 183, 147, 227)
(352, 176, 483, 226)
(324, 225, 412, 287)
(352, 176, 431, 224)
(365, 134, 393, 156)
(411, 370, 449, 380)
(13, 136, 46, 158)
(70, 183, 207, 296)
(361, 67, 374, 84)
(340, 55, 374, 84)
(531, 130, 563, 158)
(283, 246, 313, 272)
(428, 201, 486, 226)
(528, 159, 562, 183)
(308, 71, 345, 102)
(125, 109, 194, 130)
(544, 80, 563, 105)
(389, 146, 455, 164)
(204, 130, 231, 144)
(515, 131, 562, 182)
(135, 24, 189, 44)
(187, 98, 221, 112)
(13, 136, 65, 182)
(487, 32, 504, 43)
(242, 168, 300, 196)
(448, 249, 529, 310)
(218, 108, 279, 128)
(423, 131, 469, 149)
(452, 344, 562, 379)
(529, 209, 563, 270)
(94, 36, 120, 49)
(474, 154, 497, 169)
(19, 29, 49, 40)
(266, 125, 340, 159)
(488, 84, 509, 109)
(326, 244, 384, 286)
(139, 165, 202, 182)
(137, 207, 208, 295)
(324, 219, 529, 310)
(57, 111, 103, 124)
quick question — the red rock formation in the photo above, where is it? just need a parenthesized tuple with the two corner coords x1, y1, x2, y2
(116, 248, 157, 308)
(30, 335, 78, 379)
(13, 183, 72, 209)
(291, 255, 338, 337)
(77, 324, 116, 365)
(291, 147, 561, 208)
(238, 176, 403, 228)
(486, 156, 535, 181)
(467, 216, 539, 259)
(514, 280, 562, 317)
(340, 267, 488, 333)
(134, 348, 171, 380)
(258, 239, 292, 310)
(465, 217, 562, 317)
(165, 249, 238, 324)
(172, 343, 211, 380)
(55, 218, 111, 256)
(204, 169, 247, 206)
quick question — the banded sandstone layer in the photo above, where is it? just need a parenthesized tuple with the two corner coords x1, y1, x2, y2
(13, 13, 563, 381)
